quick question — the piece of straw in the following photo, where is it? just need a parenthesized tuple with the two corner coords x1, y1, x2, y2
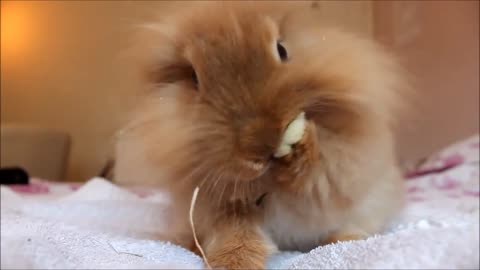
(190, 186, 212, 269)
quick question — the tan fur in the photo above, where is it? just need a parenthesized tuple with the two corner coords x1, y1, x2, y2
(204, 220, 276, 269)
(115, 2, 406, 269)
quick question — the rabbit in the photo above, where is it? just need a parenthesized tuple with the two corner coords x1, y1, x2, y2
(114, 2, 407, 269)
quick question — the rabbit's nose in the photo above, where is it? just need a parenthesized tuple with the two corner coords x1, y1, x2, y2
(237, 118, 280, 162)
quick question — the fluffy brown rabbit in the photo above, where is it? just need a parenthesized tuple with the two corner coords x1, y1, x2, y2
(115, 2, 406, 269)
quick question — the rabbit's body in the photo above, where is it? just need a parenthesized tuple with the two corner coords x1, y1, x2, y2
(115, 2, 406, 268)
(264, 163, 402, 252)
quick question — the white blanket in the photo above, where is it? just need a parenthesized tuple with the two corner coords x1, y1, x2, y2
(1, 136, 479, 269)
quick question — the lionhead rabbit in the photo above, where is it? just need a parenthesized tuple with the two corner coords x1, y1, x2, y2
(115, 2, 406, 269)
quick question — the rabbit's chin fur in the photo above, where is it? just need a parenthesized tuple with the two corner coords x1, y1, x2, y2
(114, 2, 406, 269)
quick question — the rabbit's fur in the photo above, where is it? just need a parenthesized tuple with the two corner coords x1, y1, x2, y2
(115, 2, 406, 269)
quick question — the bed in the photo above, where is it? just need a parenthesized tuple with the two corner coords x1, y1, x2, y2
(1, 135, 479, 269)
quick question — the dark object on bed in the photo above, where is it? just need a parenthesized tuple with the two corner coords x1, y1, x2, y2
(0, 167, 30, 185)
(1, 125, 71, 180)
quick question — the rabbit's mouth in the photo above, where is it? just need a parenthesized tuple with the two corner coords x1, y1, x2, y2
(255, 192, 268, 207)
(236, 159, 271, 181)
(241, 159, 267, 172)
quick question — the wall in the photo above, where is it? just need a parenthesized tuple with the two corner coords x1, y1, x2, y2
(1, 1, 171, 181)
(374, 0, 479, 166)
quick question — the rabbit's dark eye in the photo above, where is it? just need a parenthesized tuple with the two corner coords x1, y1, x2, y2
(277, 42, 288, 62)
(191, 69, 199, 88)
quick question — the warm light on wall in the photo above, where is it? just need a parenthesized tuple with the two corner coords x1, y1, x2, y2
(1, 1, 31, 57)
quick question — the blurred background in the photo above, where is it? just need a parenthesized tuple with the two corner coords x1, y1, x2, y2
(1, 1, 478, 182)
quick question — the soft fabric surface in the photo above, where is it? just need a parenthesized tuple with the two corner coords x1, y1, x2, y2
(1, 135, 479, 269)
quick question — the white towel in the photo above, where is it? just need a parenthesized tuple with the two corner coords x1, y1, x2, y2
(2, 174, 478, 269)
(1, 179, 203, 269)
